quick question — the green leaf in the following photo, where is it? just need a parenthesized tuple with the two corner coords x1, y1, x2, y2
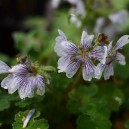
(0, 99, 10, 111)
(0, 90, 19, 111)
(76, 115, 95, 129)
(67, 85, 98, 114)
(76, 114, 112, 129)
(13, 110, 49, 129)
(96, 84, 125, 111)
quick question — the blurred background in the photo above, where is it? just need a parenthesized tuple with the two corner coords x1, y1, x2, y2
(1, 0, 129, 129)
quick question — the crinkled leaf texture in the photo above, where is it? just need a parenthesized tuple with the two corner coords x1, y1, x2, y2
(13, 110, 49, 129)
(76, 114, 112, 129)
(0, 90, 19, 111)
(67, 84, 98, 114)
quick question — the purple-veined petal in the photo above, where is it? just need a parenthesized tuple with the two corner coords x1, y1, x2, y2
(61, 41, 78, 55)
(103, 62, 114, 80)
(65, 60, 81, 78)
(55, 33, 78, 56)
(9, 64, 28, 74)
(113, 35, 129, 50)
(80, 31, 94, 49)
(115, 52, 126, 65)
(82, 59, 97, 81)
(1, 74, 13, 89)
(93, 66, 101, 79)
(58, 56, 71, 73)
(58, 29, 67, 41)
(56, 30, 67, 44)
(18, 77, 35, 99)
(7, 74, 25, 94)
(35, 75, 45, 96)
(55, 29, 67, 56)
(54, 41, 65, 56)
(0, 60, 10, 74)
(108, 41, 113, 52)
(89, 46, 107, 64)
(96, 63, 106, 79)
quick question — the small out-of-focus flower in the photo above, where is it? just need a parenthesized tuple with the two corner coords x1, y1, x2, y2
(66, 0, 86, 17)
(23, 108, 35, 128)
(94, 10, 129, 39)
(55, 29, 107, 81)
(0, 56, 52, 99)
(97, 35, 129, 80)
(70, 14, 82, 28)
(66, 0, 86, 27)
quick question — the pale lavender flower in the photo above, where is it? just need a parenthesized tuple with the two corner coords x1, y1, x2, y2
(66, 0, 86, 17)
(55, 29, 107, 81)
(97, 35, 129, 80)
(70, 14, 82, 28)
(66, 0, 86, 28)
(0, 58, 46, 99)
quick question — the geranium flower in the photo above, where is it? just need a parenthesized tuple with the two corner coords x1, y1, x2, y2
(97, 35, 129, 80)
(0, 57, 48, 99)
(54, 29, 107, 81)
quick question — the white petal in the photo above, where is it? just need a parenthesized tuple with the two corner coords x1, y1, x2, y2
(0, 60, 10, 74)
(35, 75, 45, 96)
(82, 60, 96, 81)
(104, 63, 114, 80)
(7, 75, 24, 94)
(58, 29, 67, 41)
(61, 41, 78, 55)
(54, 41, 64, 56)
(89, 46, 107, 64)
(80, 31, 94, 49)
(107, 41, 113, 52)
(96, 63, 106, 79)
(18, 77, 34, 99)
(113, 35, 129, 50)
(55, 29, 67, 56)
(58, 56, 71, 73)
(1, 74, 13, 89)
(65, 60, 81, 78)
(115, 52, 126, 65)
(9, 64, 27, 73)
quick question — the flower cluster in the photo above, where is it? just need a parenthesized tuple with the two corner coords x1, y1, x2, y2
(0, 56, 51, 99)
(55, 29, 129, 81)
(97, 35, 129, 80)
